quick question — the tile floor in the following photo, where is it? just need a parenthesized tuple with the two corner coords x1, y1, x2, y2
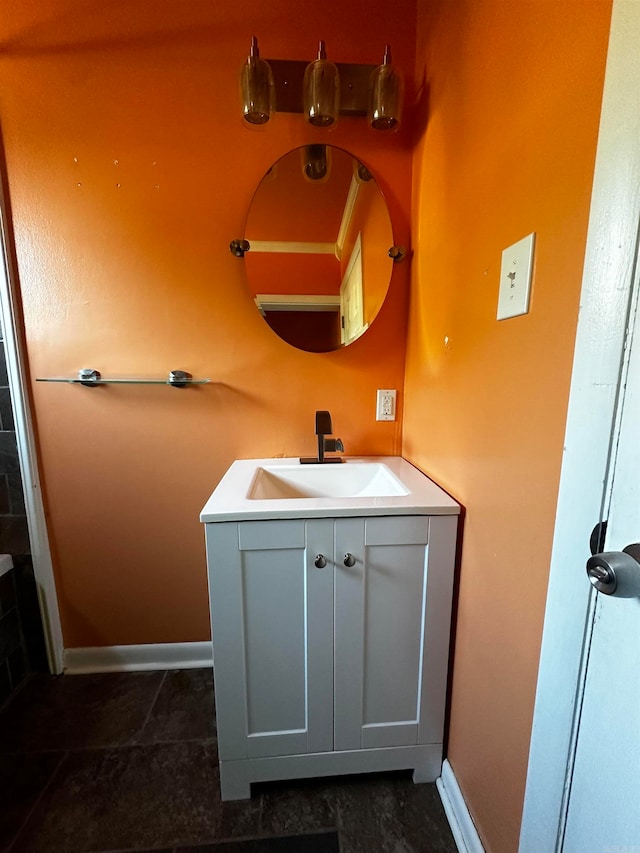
(0, 668, 457, 853)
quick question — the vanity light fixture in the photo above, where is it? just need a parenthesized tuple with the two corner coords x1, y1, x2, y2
(239, 41, 402, 130)
(369, 44, 402, 130)
(303, 40, 340, 128)
(240, 36, 275, 126)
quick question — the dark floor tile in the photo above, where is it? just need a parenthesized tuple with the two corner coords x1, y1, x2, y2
(13, 557, 48, 673)
(176, 833, 340, 852)
(0, 473, 10, 513)
(0, 431, 19, 475)
(0, 608, 21, 660)
(0, 346, 8, 385)
(137, 667, 216, 744)
(385, 778, 457, 853)
(258, 777, 338, 836)
(10, 741, 260, 853)
(334, 772, 456, 853)
(0, 571, 16, 616)
(205, 771, 263, 843)
(0, 516, 29, 557)
(0, 750, 65, 850)
(0, 659, 11, 707)
(8, 645, 27, 690)
(7, 473, 25, 516)
(0, 671, 164, 753)
(0, 389, 15, 432)
(0, 665, 456, 853)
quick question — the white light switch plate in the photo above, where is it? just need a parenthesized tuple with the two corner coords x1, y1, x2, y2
(497, 232, 535, 320)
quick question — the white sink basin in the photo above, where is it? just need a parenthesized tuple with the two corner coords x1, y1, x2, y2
(201, 457, 460, 522)
(247, 463, 409, 500)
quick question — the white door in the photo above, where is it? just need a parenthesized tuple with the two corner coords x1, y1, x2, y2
(519, 2, 639, 849)
(563, 253, 640, 849)
(340, 233, 365, 345)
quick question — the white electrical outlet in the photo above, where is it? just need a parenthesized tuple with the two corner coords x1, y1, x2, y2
(376, 389, 396, 421)
(497, 232, 535, 320)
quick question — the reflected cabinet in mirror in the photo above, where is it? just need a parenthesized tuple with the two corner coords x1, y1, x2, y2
(243, 145, 395, 352)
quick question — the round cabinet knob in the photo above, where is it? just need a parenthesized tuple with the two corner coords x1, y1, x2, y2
(314, 554, 327, 569)
(586, 543, 640, 598)
(343, 553, 356, 567)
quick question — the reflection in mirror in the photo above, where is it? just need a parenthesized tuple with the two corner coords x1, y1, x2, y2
(244, 146, 394, 352)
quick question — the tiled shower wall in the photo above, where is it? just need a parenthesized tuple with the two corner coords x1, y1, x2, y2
(0, 319, 47, 706)
(0, 327, 29, 553)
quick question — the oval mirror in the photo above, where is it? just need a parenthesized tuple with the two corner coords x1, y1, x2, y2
(243, 145, 394, 352)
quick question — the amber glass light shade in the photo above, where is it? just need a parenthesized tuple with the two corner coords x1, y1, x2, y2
(369, 45, 402, 131)
(240, 36, 275, 126)
(303, 40, 340, 128)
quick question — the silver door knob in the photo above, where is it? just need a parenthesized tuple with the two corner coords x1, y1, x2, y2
(314, 554, 327, 569)
(586, 543, 640, 597)
(343, 553, 356, 567)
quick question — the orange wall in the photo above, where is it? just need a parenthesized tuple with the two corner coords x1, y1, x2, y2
(405, 1, 612, 851)
(245, 254, 341, 297)
(0, 0, 415, 648)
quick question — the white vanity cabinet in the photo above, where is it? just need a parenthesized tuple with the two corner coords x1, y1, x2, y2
(205, 511, 458, 800)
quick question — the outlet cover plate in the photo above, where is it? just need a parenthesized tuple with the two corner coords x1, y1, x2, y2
(376, 389, 396, 421)
(497, 232, 535, 320)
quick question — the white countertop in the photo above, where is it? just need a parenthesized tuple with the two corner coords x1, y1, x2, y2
(200, 457, 460, 523)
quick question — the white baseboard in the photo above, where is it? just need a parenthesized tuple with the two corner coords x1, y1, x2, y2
(437, 759, 485, 853)
(64, 641, 213, 674)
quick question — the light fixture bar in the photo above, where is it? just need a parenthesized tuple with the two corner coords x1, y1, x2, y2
(266, 59, 376, 116)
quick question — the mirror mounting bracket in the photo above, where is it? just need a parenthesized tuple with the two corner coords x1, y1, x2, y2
(230, 239, 251, 258)
(388, 246, 407, 263)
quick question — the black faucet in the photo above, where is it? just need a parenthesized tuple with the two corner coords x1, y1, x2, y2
(300, 410, 344, 464)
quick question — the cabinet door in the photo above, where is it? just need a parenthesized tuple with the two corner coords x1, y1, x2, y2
(334, 515, 457, 751)
(206, 519, 334, 761)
